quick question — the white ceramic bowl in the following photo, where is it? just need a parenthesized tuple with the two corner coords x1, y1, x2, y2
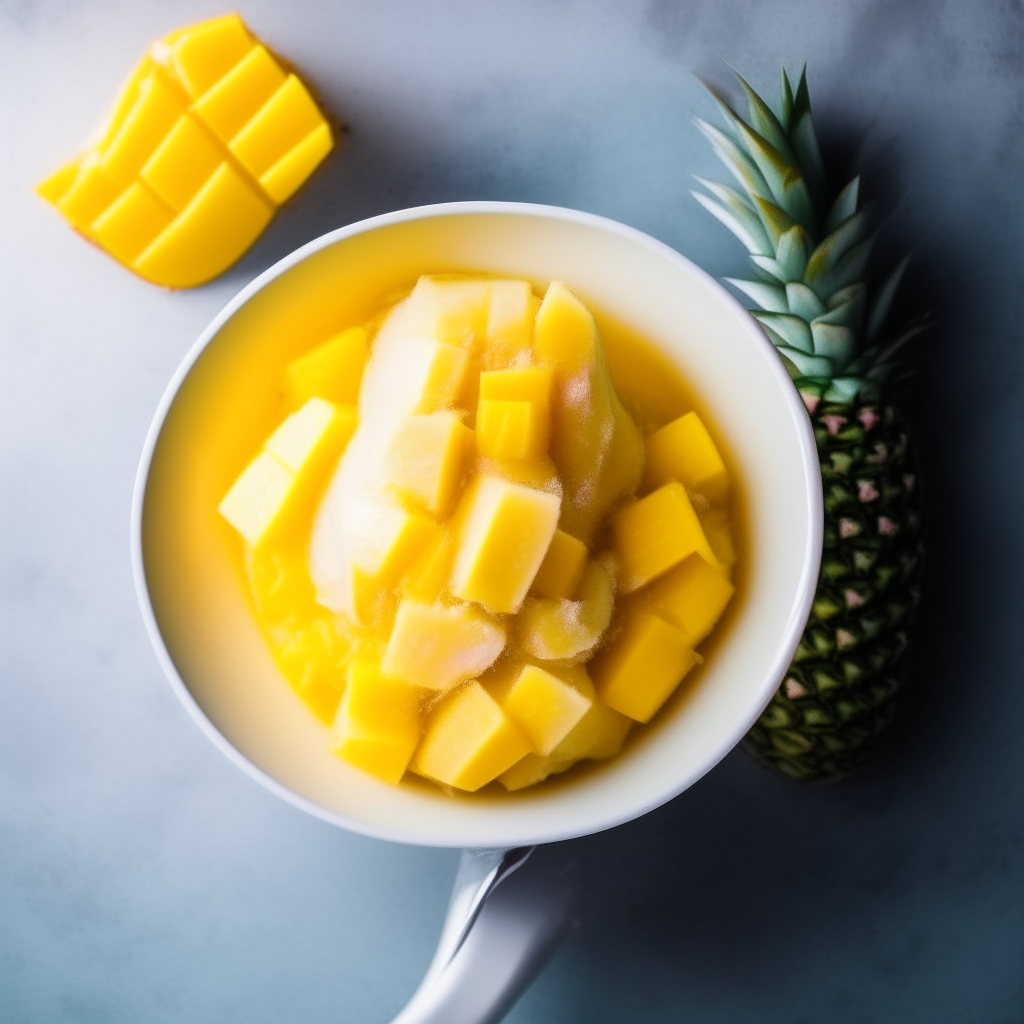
(132, 201, 822, 849)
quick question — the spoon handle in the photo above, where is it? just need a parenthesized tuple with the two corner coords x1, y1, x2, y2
(389, 846, 578, 1024)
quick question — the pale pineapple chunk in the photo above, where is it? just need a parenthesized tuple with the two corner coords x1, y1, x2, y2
(450, 476, 561, 614)
(533, 282, 644, 542)
(411, 681, 531, 792)
(517, 554, 615, 661)
(360, 332, 469, 418)
(641, 554, 735, 645)
(286, 326, 368, 408)
(357, 506, 438, 583)
(498, 664, 592, 755)
(405, 276, 491, 348)
(613, 481, 719, 593)
(381, 599, 506, 691)
(591, 611, 696, 722)
(642, 411, 730, 502)
(329, 661, 423, 784)
(485, 279, 539, 367)
(386, 411, 472, 517)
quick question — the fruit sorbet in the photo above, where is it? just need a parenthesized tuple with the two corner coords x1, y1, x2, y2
(219, 276, 736, 793)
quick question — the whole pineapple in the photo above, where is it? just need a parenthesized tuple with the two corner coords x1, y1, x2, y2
(694, 69, 924, 780)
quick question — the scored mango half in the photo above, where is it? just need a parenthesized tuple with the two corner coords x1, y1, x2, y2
(36, 13, 335, 288)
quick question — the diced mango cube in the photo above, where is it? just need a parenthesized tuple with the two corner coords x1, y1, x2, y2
(141, 114, 223, 211)
(641, 554, 735, 645)
(219, 398, 355, 547)
(642, 411, 730, 502)
(499, 664, 593, 755)
(193, 43, 287, 143)
(329, 661, 423, 784)
(613, 481, 719, 593)
(591, 611, 696, 722)
(162, 13, 254, 99)
(90, 181, 174, 265)
(260, 122, 334, 204)
(530, 528, 587, 599)
(366, 509, 439, 584)
(479, 366, 553, 409)
(286, 327, 368, 408)
(700, 507, 737, 569)
(411, 681, 531, 792)
(387, 412, 472, 517)
(517, 554, 615, 661)
(101, 74, 186, 187)
(35, 160, 80, 204)
(381, 600, 506, 692)
(451, 476, 561, 614)
(476, 367, 551, 460)
(230, 74, 327, 179)
(534, 282, 644, 541)
(401, 529, 457, 603)
(218, 449, 295, 547)
(55, 156, 122, 234)
(134, 162, 272, 288)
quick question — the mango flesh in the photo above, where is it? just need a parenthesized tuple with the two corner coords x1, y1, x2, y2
(35, 14, 333, 287)
(642, 411, 730, 502)
(220, 275, 736, 792)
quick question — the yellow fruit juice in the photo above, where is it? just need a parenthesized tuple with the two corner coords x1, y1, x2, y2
(217, 274, 742, 795)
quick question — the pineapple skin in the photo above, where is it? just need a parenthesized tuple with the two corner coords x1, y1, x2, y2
(743, 397, 923, 780)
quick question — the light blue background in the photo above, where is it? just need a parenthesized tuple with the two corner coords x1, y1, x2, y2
(2, 1, 1022, 1021)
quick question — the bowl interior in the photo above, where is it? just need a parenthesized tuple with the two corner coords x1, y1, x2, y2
(134, 203, 821, 848)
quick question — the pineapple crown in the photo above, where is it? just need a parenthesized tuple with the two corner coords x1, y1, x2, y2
(694, 67, 920, 404)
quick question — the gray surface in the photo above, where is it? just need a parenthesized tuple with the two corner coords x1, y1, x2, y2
(2, 1, 1022, 1021)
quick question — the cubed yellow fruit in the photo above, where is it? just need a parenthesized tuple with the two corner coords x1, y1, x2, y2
(485, 279, 539, 368)
(381, 600, 506, 692)
(613, 481, 719, 593)
(219, 398, 355, 547)
(700, 507, 737, 569)
(401, 529, 457, 603)
(534, 282, 644, 541)
(411, 681, 532, 792)
(405, 276, 491, 348)
(362, 334, 470, 417)
(642, 411, 730, 502)
(329, 662, 423, 784)
(517, 555, 615, 662)
(286, 327, 368, 408)
(530, 528, 587, 599)
(498, 664, 593, 755)
(479, 366, 553, 411)
(591, 611, 696, 722)
(37, 14, 334, 287)
(363, 509, 439, 584)
(451, 476, 561, 614)
(641, 554, 735, 646)
(387, 412, 473, 517)
(475, 400, 545, 461)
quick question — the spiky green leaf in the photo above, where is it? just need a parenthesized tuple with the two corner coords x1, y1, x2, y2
(786, 282, 826, 321)
(778, 345, 836, 377)
(810, 321, 857, 369)
(780, 68, 796, 131)
(805, 210, 870, 284)
(755, 312, 814, 353)
(750, 255, 788, 282)
(734, 71, 797, 164)
(694, 118, 774, 203)
(815, 235, 876, 301)
(866, 255, 911, 341)
(776, 225, 810, 280)
(750, 193, 797, 245)
(825, 177, 860, 234)
(727, 278, 789, 312)
(693, 191, 771, 256)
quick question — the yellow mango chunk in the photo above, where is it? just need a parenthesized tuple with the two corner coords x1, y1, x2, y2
(592, 611, 696, 723)
(498, 664, 592, 755)
(141, 114, 223, 211)
(286, 327, 368, 408)
(230, 74, 327, 179)
(640, 554, 735, 646)
(411, 681, 531, 792)
(534, 282, 644, 542)
(530, 528, 587, 599)
(364, 509, 438, 584)
(401, 529, 457, 603)
(517, 555, 615, 662)
(101, 74, 186, 188)
(218, 450, 294, 548)
(219, 398, 355, 547)
(387, 412, 473, 517)
(160, 13, 255, 100)
(90, 182, 174, 265)
(329, 662, 423, 784)
(476, 367, 552, 460)
(275, 615, 349, 723)
(260, 122, 334, 204)
(642, 411, 730, 502)
(381, 600, 506, 692)
(451, 476, 561, 614)
(134, 162, 272, 288)
(36, 14, 334, 287)
(485, 279, 539, 368)
(700, 506, 737, 569)
(613, 481, 719, 593)
(193, 44, 287, 143)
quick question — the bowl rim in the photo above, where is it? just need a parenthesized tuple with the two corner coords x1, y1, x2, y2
(131, 200, 823, 847)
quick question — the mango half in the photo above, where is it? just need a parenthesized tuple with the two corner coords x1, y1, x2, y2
(36, 13, 334, 288)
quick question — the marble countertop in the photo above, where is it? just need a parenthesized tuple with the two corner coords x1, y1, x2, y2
(2, 2, 1022, 1021)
